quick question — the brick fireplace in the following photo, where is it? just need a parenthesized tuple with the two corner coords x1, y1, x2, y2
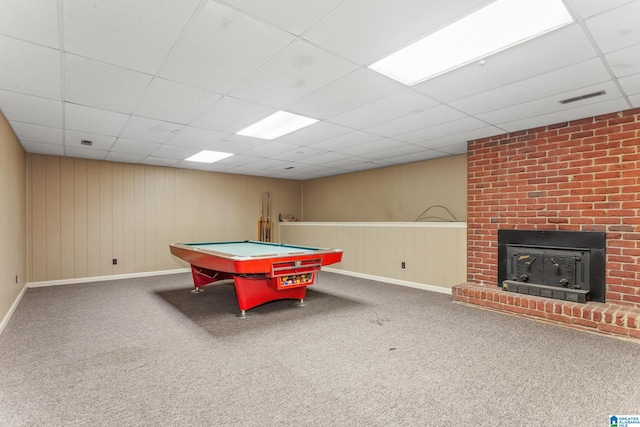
(452, 107, 640, 340)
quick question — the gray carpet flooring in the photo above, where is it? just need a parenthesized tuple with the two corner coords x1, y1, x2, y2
(1, 272, 639, 426)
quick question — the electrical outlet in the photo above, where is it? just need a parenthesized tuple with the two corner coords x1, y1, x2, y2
(112, 259, 117, 265)
(401, 261, 405, 269)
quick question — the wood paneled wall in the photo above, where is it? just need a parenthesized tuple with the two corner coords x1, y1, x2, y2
(0, 111, 27, 324)
(301, 154, 467, 222)
(26, 154, 302, 282)
(281, 222, 467, 289)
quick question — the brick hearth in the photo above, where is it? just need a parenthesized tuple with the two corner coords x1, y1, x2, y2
(457, 106, 640, 340)
(452, 283, 640, 339)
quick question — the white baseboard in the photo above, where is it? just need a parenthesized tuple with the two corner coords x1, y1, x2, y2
(322, 267, 453, 295)
(0, 285, 28, 336)
(26, 268, 191, 288)
(25, 267, 451, 295)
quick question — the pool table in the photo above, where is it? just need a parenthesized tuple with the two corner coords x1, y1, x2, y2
(169, 240, 343, 317)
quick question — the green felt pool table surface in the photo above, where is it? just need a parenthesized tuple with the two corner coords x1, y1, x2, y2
(181, 241, 323, 258)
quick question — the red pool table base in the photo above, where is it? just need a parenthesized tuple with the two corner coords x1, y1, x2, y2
(190, 265, 312, 317)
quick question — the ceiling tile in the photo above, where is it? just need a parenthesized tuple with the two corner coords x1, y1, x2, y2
(363, 105, 465, 138)
(119, 116, 184, 143)
(206, 138, 263, 154)
(287, 68, 405, 119)
(65, 103, 129, 136)
(20, 141, 65, 156)
(336, 138, 406, 156)
(570, 0, 635, 18)
(63, 0, 201, 73)
(276, 121, 352, 146)
(0, 90, 62, 128)
(271, 147, 328, 162)
(297, 151, 359, 166)
(0, 35, 61, 99)
(64, 130, 115, 150)
(190, 96, 277, 133)
(619, 73, 640, 95)
(110, 138, 161, 156)
(10, 121, 63, 145)
(586, 1, 640, 53)
(239, 140, 300, 157)
(159, 1, 296, 93)
(134, 78, 222, 124)
(216, 154, 263, 167)
(243, 158, 289, 170)
(149, 144, 198, 160)
(166, 126, 228, 149)
(307, 130, 380, 151)
(222, 0, 343, 36)
(0, 0, 59, 47)
(394, 117, 493, 144)
(229, 39, 357, 107)
(328, 89, 439, 130)
(64, 54, 153, 114)
(605, 45, 640, 78)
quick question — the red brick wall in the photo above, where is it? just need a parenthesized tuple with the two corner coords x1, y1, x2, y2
(467, 107, 640, 308)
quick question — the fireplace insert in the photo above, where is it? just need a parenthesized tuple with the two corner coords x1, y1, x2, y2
(497, 230, 605, 303)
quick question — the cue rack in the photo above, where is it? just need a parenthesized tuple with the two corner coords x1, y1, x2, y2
(258, 191, 271, 242)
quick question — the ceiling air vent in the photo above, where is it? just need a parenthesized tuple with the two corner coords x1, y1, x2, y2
(80, 139, 93, 146)
(284, 166, 295, 170)
(558, 90, 606, 104)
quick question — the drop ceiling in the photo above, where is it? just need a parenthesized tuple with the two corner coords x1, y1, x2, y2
(0, 0, 638, 180)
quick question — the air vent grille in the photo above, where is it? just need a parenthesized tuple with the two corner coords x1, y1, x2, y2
(558, 90, 606, 104)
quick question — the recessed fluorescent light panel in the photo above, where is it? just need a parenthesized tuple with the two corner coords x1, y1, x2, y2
(185, 150, 233, 163)
(236, 111, 318, 140)
(368, 0, 574, 86)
